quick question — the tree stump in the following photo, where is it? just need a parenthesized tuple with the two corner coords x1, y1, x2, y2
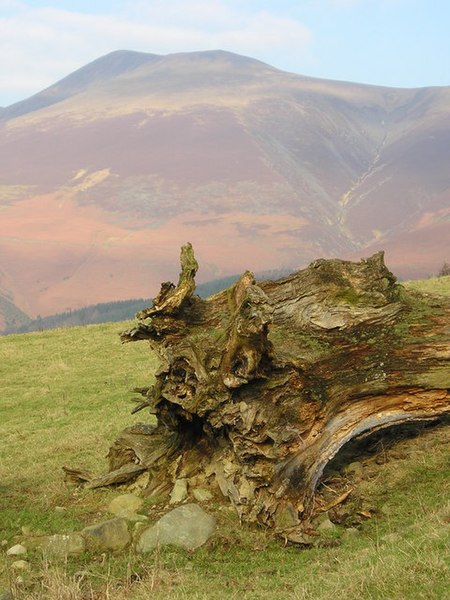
(106, 244, 450, 534)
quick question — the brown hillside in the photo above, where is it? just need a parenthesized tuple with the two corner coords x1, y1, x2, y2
(1, 50, 449, 325)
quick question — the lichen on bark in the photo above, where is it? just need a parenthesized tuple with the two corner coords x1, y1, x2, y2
(101, 244, 450, 537)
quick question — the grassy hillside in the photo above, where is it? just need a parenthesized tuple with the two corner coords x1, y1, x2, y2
(2, 272, 285, 336)
(2, 298, 150, 335)
(403, 274, 450, 296)
(1, 309, 449, 598)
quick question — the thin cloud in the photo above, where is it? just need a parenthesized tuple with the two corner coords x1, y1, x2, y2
(326, 0, 403, 6)
(0, 1, 312, 105)
(327, 0, 363, 6)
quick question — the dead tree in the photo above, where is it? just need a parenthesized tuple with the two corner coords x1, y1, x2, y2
(89, 244, 450, 534)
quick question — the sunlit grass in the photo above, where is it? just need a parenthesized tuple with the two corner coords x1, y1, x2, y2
(404, 274, 450, 296)
(0, 317, 449, 599)
(0, 322, 157, 513)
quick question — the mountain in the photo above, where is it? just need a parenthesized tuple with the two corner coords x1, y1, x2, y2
(1, 49, 449, 328)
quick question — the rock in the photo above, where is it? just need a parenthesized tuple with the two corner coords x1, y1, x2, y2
(192, 488, 213, 503)
(169, 479, 188, 504)
(40, 534, 85, 558)
(6, 544, 27, 556)
(312, 512, 337, 532)
(0, 590, 13, 600)
(285, 531, 315, 546)
(274, 503, 299, 530)
(120, 511, 149, 523)
(108, 493, 144, 516)
(133, 522, 148, 536)
(54, 506, 66, 513)
(107, 493, 148, 523)
(317, 517, 337, 532)
(344, 461, 364, 478)
(10, 560, 29, 571)
(136, 504, 216, 553)
(82, 518, 130, 552)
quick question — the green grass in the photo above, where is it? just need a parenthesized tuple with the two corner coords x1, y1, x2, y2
(0, 318, 449, 599)
(0, 323, 156, 525)
(403, 274, 450, 296)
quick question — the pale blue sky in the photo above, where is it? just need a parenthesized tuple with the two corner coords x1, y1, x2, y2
(1, 0, 449, 106)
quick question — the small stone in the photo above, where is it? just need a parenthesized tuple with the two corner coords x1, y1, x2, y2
(285, 532, 315, 546)
(108, 494, 144, 516)
(317, 516, 336, 532)
(41, 534, 85, 558)
(118, 511, 149, 523)
(1, 540, 7, 547)
(312, 512, 332, 528)
(82, 518, 131, 552)
(169, 479, 188, 505)
(192, 488, 213, 503)
(274, 503, 299, 530)
(54, 506, 66, 513)
(133, 522, 148, 537)
(11, 560, 30, 571)
(136, 503, 216, 553)
(6, 544, 27, 556)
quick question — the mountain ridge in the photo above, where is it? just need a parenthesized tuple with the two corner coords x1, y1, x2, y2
(1, 49, 449, 329)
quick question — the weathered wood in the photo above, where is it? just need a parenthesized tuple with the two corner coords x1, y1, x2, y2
(108, 246, 450, 535)
(63, 463, 147, 488)
(62, 466, 94, 484)
(86, 464, 148, 489)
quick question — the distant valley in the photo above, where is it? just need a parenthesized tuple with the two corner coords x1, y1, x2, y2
(1, 49, 449, 331)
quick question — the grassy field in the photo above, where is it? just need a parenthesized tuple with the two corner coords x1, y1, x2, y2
(1, 282, 449, 599)
(403, 274, 450, 296)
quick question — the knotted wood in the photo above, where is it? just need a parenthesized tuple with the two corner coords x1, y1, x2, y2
(111, 244, 450, 535)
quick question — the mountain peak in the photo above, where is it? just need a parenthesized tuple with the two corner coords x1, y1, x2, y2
(0, 49, 449, 328)
(166, 49, 274, 67)
(2, 49, 162, 120)
(1, 49, 280, 121)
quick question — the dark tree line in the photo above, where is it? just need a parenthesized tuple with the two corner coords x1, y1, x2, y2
(3, 270, 292, 336)
(3, 299, 149, 335)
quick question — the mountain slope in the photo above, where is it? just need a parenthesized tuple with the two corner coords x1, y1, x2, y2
(0, 50, 162, 121)
(0, 50, 449, 327)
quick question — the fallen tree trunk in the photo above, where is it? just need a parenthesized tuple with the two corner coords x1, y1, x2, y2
(104, 244, 450, 534)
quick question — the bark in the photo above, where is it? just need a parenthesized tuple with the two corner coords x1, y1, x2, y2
(106, 244, 450, 534)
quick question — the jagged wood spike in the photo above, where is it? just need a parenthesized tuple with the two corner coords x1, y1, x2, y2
(87, 246, 450, 537)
